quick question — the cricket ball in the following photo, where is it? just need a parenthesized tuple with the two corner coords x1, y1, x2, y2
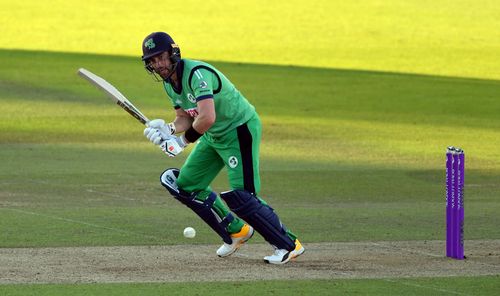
(183, 227, 196, 238)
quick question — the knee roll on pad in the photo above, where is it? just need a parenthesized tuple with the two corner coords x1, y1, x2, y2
(160, 168, 233, 244)
(160, 168, 187, 198)
(220, 190, 295, 251)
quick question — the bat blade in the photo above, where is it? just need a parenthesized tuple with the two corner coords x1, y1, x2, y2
(77, 68, 150, 125)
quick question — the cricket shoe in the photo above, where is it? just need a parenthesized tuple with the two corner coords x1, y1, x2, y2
(216, 224, 254, 257)
(264, 239, 305, 265)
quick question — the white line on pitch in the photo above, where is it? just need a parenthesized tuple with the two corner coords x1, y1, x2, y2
(2, 207, 161, 241)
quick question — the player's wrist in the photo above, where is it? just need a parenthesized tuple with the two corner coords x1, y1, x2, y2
(184, 126, 203, 143)
(178, 134, 189, 147)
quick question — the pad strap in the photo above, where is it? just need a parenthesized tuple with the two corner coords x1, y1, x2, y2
(203, 192, 234, 228)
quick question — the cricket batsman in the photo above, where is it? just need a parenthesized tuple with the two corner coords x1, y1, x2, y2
(141, 32, 304, 264)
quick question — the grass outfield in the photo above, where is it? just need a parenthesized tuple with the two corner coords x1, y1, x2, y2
(1, 277, 500, 296)
(1, 49, 499, 246)
(2, 1, 500, 80)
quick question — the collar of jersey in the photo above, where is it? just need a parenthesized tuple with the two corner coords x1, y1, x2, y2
(169, 59, 184, 94)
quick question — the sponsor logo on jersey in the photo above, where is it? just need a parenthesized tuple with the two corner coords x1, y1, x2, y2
(187, 93, 196, 103)
(185, 108, 199, 118)
(199, 81, 208, 89)
(228, 156, 239, 168)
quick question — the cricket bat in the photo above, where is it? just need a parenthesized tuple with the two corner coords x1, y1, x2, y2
(77, 68, 150, 125)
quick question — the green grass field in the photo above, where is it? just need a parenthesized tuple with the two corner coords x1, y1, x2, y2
(2, 1, 500, 79)
(1, 0, 500, 295)
(2, 277, 500, 296)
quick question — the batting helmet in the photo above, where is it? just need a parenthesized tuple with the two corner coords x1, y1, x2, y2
(141, 32, 181, 63)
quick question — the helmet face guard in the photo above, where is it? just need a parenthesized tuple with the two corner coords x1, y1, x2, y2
(141, 32, 181, 81)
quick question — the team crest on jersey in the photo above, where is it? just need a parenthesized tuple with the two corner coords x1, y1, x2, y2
(187, 93, 196, 103)
(199, 81, 208, 89)
(228, 156, 238, 168)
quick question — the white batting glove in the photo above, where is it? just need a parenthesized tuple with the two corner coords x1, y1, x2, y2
(160, 135, 188, 157)
(144, 119, 176, 145)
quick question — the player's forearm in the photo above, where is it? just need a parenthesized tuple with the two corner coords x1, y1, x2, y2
(192, 113, 215, 134)
(180, 114, 214, 144)
(172, 115, 193, 133)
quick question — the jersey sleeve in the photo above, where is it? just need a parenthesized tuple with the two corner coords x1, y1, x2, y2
(189, 67, 219, 101)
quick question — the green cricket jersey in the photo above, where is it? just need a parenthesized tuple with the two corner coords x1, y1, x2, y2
(163, 59, 256, 137)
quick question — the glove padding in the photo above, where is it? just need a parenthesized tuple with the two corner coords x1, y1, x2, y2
(144, 119, 175, 145)
(160, 136, 188, 157)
